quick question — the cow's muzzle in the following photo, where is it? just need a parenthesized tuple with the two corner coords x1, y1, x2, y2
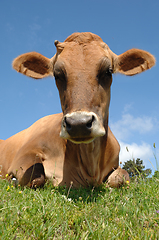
(60, 111, 105, 144)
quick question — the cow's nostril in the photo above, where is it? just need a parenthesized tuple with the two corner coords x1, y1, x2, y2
(86, 115, 95, 129)
(64, 117, 72, 131)
(66, 122, 71, 131)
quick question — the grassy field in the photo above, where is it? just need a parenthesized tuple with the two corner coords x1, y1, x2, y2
(0, 176, 159, 239)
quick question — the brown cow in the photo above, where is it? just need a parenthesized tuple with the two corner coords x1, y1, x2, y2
(0, 32, 155, 188)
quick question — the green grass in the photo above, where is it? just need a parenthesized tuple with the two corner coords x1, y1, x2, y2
(0, 177, 159, 239)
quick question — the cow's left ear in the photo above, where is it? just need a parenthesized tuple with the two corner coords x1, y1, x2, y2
(13, 52, 54, 79)
(115, 49, 155, 76)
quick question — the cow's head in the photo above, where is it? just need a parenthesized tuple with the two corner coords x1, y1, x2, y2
(13, 32, 155, 144)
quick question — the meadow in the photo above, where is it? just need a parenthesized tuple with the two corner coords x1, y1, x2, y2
(0, 175, 159, 239)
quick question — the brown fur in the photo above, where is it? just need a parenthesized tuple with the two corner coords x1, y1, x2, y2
(64, 32, 103, 44)
(0, 32, 155, 188)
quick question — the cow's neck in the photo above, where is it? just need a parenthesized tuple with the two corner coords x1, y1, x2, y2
(78, 138, 101, 178)
(77, 129, 107, 185)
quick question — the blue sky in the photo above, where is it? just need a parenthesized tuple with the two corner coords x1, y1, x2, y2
(0, 0, 159, 173)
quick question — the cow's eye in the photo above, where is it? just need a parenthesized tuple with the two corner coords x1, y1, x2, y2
(105, 68, 113, 77)
(97, 67, 112, 81)
(54, 69, 66, 82)
(54, 73, 60, 81)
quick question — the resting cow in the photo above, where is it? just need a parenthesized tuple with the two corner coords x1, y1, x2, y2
(0, 32, 155, 188)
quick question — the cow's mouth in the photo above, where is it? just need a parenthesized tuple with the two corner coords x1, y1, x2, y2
(68, 137, 95, 144)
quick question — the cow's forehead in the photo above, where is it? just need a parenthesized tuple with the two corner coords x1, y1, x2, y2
(56, 41, 112, 72)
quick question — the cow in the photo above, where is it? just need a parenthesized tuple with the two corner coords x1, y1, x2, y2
(0, 32, 155, 188)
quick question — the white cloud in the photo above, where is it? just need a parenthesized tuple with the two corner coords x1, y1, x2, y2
(119, 141, 153, 164)
(110, 109, 159, 170)
(123, 103, 133, 113)
(110, 113, 157, 141)
(152, 147, 159, 171)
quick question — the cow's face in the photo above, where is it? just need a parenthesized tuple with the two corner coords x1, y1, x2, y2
(12, 32, 155, 144)
(53, 41, 113, 143)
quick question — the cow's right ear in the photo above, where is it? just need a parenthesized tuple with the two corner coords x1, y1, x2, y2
(12, 52, 54, 79)
(114, 49, 155, 76)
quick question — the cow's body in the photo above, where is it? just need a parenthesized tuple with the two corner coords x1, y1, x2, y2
(0, 32, 155, 188)
(0, 113, 119, 187)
